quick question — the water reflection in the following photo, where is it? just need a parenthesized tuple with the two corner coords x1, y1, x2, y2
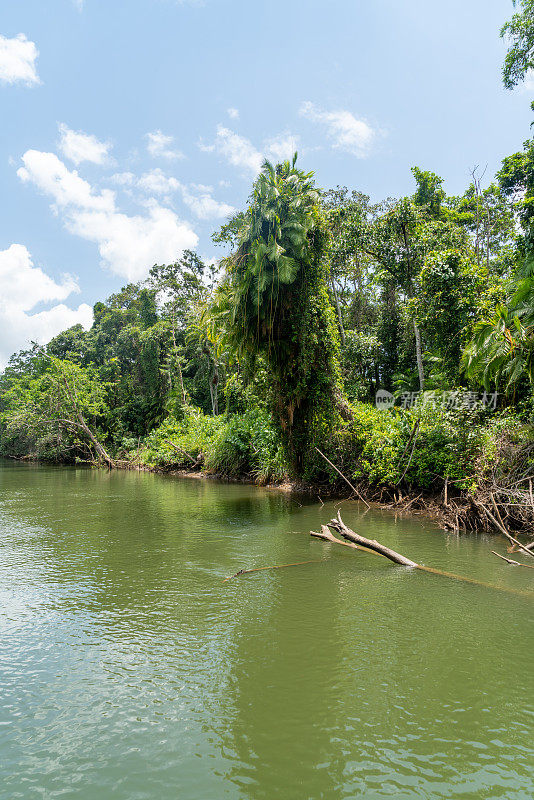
(0, 462, 532, 800)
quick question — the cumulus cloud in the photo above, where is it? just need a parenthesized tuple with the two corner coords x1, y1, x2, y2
(67, 203, 197, 281)
(0, 244, 92, 368)
(137, 168, 180, 196)
(264, 133, 300, 163)
(146, 130, 184, 160)
(58, 123, 112, 165)
(0, 33, 40, 86)
(201, 125, 301, 175)
(200, 125, 263, 174)
(227, 107, 239, 119)
(299, 101, 374, 157)
(18, 150, 115, 211)
(111, 168, 235, 219)
(18, 151, 198, 282)
(179, 183, 235, 220)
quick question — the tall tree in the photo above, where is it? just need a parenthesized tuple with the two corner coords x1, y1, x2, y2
(208, 155, 348, 475)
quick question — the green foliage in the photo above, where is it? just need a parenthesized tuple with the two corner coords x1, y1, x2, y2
(501, 0, 534, 89)
(140, 407, 224, 466)
(0, 355, 111, 462)
(341, 330, 381, 402)
(463, 305, 534, 393)
(139, 407, 289, 483)
(209, 155, 346, 476)
(205, 409, 289, 482)
(414, 249, 487, 377)
(341, 401, 486, 491)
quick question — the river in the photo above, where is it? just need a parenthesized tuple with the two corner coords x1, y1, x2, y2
(0, 460, 532, 799)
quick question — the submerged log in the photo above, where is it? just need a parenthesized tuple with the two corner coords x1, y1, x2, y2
(224, 559, 323, 581)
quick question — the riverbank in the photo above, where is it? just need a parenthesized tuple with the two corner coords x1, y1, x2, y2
(4, 398, 534, 544)
(112, 400, 534, 543)
(109, 453, 533, 547)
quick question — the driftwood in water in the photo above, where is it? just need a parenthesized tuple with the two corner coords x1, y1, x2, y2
(312, 511, 418, 567)
(311, 524, 361, 550)
(222, 514, 532, 597)
(491, 550, 534, 569)
(224, 559, 323, 581)
(310, 513, 534, 595)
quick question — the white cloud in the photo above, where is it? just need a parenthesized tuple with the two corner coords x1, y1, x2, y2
(110, 171, 136, 187)
(111, 168, 235, 220)
(67, 203, 197, 281)
(201, 125, 263, 175)
(299, 101, 374, 157)
(58, 123, 111, 165)
(201, 126, 301, 176)
(0, 243, 78, 310)
(179, 184, 235, 220)
(18, 151, 198, 282)
(0, 244, 92, 368)
(146, 130, 184, 160)
(18, 150, 115, 211)
(137, 168, 180, 195)
(0, 33, 40, 86)
(227, 107, 239, 119)
(264, 133, 299, 163)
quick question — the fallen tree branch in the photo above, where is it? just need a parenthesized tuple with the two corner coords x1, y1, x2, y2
(223, 559, 323, 581)
(314, 447, 371, 508)
(483, 505, 534, 559)
(310, 524, 361, 550)
(308, 514, 534, 596)
(491, 550, 534, 569)
(165, 440, 200, 465)
(327, 511, 419, 567)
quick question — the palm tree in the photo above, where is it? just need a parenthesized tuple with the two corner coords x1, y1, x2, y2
(205, 155, 348, 474)
(463, 304, 534, 392)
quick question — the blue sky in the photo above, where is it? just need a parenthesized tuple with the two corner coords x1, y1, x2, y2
(0, 0, 531, 365)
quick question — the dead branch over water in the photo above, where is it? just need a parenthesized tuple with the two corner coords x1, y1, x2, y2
(309, 512, 534, 597)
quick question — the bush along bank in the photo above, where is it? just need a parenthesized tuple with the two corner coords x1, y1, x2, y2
(120, 397, 534, 540)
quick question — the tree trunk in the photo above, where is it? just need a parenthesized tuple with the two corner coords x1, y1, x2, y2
(413, 320, 425, 391)
(76, 412, 114, 468)
(330, 278, 345, 346)
(209, 363, 219, 416)
(327, 511, 419, 566)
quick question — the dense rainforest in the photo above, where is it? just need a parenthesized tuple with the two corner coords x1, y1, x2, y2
(3, 1, 534, 538)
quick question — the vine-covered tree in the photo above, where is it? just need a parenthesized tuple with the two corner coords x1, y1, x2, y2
(207, 155, 349, 475)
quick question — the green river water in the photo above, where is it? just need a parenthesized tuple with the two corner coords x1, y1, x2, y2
(0, 460, 532, 799)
